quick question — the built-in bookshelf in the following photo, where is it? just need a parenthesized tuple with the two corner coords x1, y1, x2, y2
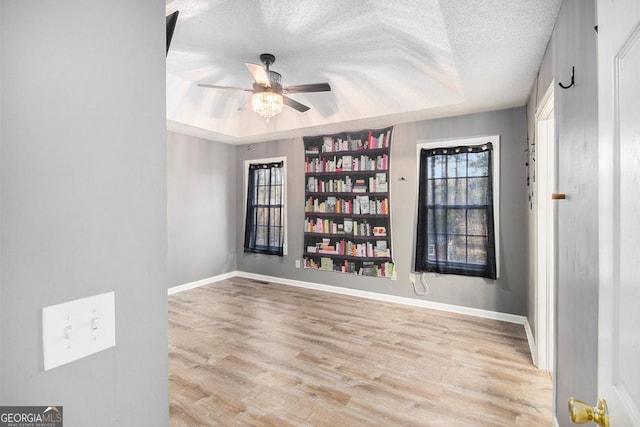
(303, 127, 394, 278)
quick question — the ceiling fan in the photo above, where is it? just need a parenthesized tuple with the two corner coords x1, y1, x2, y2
(197, 53, 331, 120)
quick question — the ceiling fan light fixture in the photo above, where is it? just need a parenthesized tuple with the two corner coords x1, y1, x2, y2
(252, 90, 284, 120)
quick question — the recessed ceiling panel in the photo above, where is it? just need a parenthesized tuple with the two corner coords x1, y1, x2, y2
(166, 0, 562, 144)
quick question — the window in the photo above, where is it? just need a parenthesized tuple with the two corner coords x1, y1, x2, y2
(414, 137, 498, 279)
(244, 158, 287, 256)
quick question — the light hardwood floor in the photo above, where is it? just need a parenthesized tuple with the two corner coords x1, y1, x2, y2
(169, 277, 552, 426)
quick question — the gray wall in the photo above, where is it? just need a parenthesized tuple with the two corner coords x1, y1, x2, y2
(0, 2, 168, 426)
(526, 0, 599, 424)
(235, 108, 529, 316)
(168, 131, 237, 287)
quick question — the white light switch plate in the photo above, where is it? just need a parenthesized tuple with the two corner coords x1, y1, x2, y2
(42, 292, 116, 371)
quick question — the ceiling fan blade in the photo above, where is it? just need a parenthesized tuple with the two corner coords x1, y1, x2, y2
(166, 11, 179, 56)
(197, 83, 252, 92)
(283, 83, 331, 94)
(283, 95, 310, 112)
(246, 63, 271, 88)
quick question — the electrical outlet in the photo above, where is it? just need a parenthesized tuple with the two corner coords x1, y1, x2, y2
(408, 273, 416, 285)
(295, 260, 301, 269)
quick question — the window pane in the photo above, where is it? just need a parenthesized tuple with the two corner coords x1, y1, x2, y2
(269, 226, 281, 247)
(434, 234, 448, 260)
(447, 154, 466, 177)
(467, 152, 489, 177)
(447, 209, 466, 235)
(429, 179, 446, 205)
(271, 186, 282, 204)
(270, 207, 281, 226)
(447, 178, 467, 205)
(467, 209, 487, 236)
(448, 235, 467, 263)
(426, 238, 437, 260)
(468, 177, 488, 205)
(271, 168, 282, 185)
(429, 156, 445, 178)
(256, 186, 267, 205)
(467, 236, 488, 265)
(255, 225, 266, 246)
(427, 210, 436, 234)
(428, 208, 446, 231)
(256, 207, 267, 226)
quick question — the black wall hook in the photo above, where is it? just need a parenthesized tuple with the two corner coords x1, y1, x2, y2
(559, 66, 575, 89)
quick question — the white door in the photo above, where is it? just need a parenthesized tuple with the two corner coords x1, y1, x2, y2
(598, 0, 640, 424)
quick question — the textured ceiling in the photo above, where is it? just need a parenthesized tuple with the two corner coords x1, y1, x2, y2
(166, 0, 562, 144)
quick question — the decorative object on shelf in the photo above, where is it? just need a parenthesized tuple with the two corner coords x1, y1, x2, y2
(197, 53, 331, 120)
(302, 127, 394, 278)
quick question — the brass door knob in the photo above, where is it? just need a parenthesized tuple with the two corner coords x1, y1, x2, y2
(568, 397, 610, 427)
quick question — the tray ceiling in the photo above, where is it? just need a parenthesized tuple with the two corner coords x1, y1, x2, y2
(166, 0, 562, 144)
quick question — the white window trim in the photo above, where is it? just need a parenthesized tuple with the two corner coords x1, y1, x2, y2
(243, 156, 288, 256)
(415, 135, 500, 277)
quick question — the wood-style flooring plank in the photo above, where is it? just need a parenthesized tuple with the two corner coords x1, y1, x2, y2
(169, 277, 552, 426)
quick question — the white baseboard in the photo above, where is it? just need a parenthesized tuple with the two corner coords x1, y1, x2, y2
(524, 317, 537, 366)
(168, 271, 237, 295)
(235, 271, 527, 325)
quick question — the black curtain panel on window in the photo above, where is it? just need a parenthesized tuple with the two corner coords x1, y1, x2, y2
(244, 161, 285, 256)
(414, 143, 496, 279)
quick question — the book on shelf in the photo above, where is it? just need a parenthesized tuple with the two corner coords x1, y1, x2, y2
(322, 137, 334, 152)
(358, 221, 371, 237)
(343, 218, 353, 234)
(360, 261, 375, 276)
(373, 226, 387, 236)
(307, 177, 317, 192)
(374, 240, 390, 257)
(358, 195, 370, 214)
(305, 146, 319, 154)
(376, 172, 387, 192)
(353, 178, 367, 193)
(342, 155, 352, 171)
(320, 257, 333, 271)
(326, 196, 337, 213)
(319, 247, 336, 254)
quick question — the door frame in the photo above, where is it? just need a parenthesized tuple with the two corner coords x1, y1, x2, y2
(534, 82, 556, 373)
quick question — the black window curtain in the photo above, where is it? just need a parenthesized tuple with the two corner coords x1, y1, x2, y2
(414, 143, 496, 279)
(244, 161, 285, 256)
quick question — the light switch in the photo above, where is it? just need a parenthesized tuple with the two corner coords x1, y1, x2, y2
(42, 292, 116, 371)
